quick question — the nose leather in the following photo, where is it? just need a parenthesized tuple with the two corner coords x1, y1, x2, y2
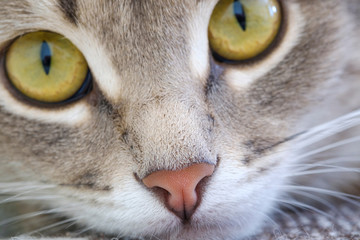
(142, 163, 215, 220)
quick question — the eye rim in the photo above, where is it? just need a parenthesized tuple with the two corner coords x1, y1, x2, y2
(2, 31, 93, 108)
(209, 0, 286, 65)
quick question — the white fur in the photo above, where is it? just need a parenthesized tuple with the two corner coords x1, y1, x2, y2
(188, 0, 218, 83)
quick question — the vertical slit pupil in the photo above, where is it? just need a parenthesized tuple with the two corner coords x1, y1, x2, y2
(41, 41, 51, 75)
(233, 0, 246, 31)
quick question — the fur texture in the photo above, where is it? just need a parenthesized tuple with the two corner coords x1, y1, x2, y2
(0, 0, 359, 239)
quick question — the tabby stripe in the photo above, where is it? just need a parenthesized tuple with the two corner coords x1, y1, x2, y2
(58, 0, 78, 25)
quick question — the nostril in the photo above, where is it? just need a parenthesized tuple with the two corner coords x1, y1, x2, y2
(142, 163, 215, 221)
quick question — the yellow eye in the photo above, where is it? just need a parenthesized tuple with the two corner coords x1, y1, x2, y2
(5, 31, 91, 103)
(208, 0, 281, 61)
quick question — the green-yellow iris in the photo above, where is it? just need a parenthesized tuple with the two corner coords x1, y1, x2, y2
(208, 0, 281, 61)
(5, 31, 88, 103)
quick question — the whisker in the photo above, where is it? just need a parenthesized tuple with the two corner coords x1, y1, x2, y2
(0, 195, 60, 205)
(278, 201, 303, 219)
(295, 108, 360, 148)
(0, 209, 57, 227)
(278, 185, 360, 210)
(269, 206, 297, 225)
(0, 205, 81, 227)
(23, 217, 82, 236)
(0, 182, 56, 192)
(279, 185, 360, 201)
(62, 219, 80, 231)
(73, 224, 94, 236)
(251, 208, 279, 229)
(270, 197, 332, 218)
(285, 189, 341, 214)
(285, 166, 360, 177)
(295, 135, 360, 161)
(284, 156, 360, 170)
(0, 190, 33, 204)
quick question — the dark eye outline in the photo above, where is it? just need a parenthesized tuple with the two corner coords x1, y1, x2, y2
(209, 0, 286, 65)
(2, 32, 93, 108)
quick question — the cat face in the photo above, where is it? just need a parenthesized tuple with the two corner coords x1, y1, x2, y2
(0, 0, 359, 239)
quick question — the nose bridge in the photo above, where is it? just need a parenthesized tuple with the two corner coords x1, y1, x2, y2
(125, 94, 215, 178)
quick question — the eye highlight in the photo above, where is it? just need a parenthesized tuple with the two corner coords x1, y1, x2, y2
(5, 31, 91, 104)
(208, 0, 281, 62)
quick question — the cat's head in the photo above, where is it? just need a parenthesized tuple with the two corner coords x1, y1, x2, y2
(0, 0, 359, 239)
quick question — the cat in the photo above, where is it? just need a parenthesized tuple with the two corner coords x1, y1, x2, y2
(0, 0, 360, 239)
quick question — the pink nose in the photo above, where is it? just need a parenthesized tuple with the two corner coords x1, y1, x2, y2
(142, 163, 215, 220)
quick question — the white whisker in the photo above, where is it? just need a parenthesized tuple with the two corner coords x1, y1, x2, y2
(0, 195, 60, 204)
(295, 135, 360, 161)
(0, 208, 60, 227)
(285, 156, 360, 170)
(73, 225, 94, 236)
(0, 191, 32, 204)
(0, 203, 82, 227)
(279, 202, 303, 218)
(310, 155, 360, 165)
(278, 185, 360, 211)
(269, 206, 297, 224)
(285, 166, 360, 177)
(0, 182, 56, 192)
(285, 189, 340, 214)
(279, 185, 360, 201)
(251, 208, 279, 229)
(23, 217, 82, 236)
(295, 109, 360, 149)
(62, 219, 80, 231)
(270, 197, 332, 218)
